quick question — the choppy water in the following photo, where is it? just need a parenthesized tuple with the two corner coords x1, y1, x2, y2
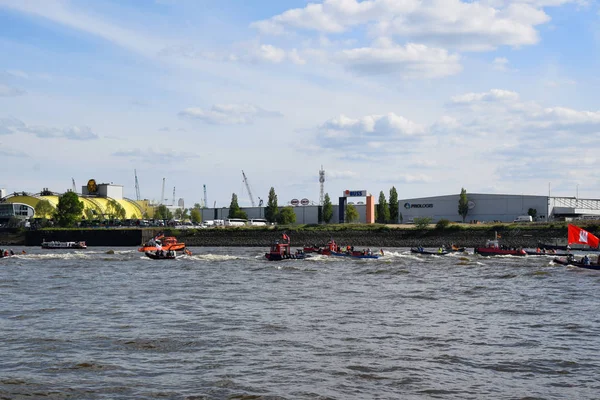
(1, 247, 600, 399)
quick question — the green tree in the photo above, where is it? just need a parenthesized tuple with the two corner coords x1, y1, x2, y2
(277, 206, 296, 224)
(193, 202, 202, 209)
(84, 207, 95, 221)
(414, 216, 432, 229)
(228, 193, 248, 219)
(265, 187, 279, 223)
(377, 191, 390, 223)
(528, 208, 537, 219)
(345, 203, 359, 223)
(190, 208, 202, 224)
(389, 186, 399, 223)
(174, 208, 183, 220)
(54, 191, 84, 227)
(458, 188, 469, 223)
(322, 193, 333, 223)
(154, 204, 172, 220)
(34, 199, 54, 219)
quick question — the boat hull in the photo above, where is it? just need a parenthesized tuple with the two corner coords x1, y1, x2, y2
(145, 252, 177, 260)
(410, 248, 449, 255)
(329, 251, 379, 259)
(265, 252, 307, 261)
(552, 257, 600, 270)
(475, 248, 526, 256)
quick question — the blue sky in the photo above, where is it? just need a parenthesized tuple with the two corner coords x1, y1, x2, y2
(1, 0, 600, 207)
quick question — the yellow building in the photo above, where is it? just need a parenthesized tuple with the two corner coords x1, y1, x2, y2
(1, 180, 152, 220)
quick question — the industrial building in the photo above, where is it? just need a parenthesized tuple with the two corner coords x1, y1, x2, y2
(399, 193, 600, 223)
(0, 180, 149, 223)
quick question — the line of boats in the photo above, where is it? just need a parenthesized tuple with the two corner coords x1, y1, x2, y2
(17, 225, 600, 271)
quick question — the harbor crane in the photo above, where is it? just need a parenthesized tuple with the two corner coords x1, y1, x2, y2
(134, 169, 141, 201)
(71, 178, 76, 193)
(242, 170, 256, 207)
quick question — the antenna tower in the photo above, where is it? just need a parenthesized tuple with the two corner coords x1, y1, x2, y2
(242, 170, 256, 207)
(134, 169, 141, 201)
(203, 184, 208, 208)
(71, 178, 77, 193)
(172, 186, 176, 206)
(161, 178, 165, 205)
(319, 165, 325, 205)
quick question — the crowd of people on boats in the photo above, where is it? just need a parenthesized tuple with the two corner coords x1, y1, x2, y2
(0, 249, 25, 257)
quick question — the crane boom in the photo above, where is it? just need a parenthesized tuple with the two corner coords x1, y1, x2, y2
(134, 169, 141, 201)
(71, 178, 76, 193)
(242, 170, 256, 207)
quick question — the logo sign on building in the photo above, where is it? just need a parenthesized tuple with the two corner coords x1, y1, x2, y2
(404, 202, 434, 209)
(291, 199, 300, 206)
(300, 198, 310, 206)
(344, 189, 367, 197)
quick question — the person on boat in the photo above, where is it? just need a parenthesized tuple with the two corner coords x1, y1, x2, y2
(567, 253, 575, 262)
(367, 248, 372, 256)
(583, 255, 590, 265)
(438, 247, 444, 253)
(9, 249, 14, 256)
(3, 250, 8, 257)
(0, 249, 3, 258)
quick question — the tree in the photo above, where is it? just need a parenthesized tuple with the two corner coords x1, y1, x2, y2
(54, 191, 84, 227)
(389, 186, 399, 223)
(528, 208, 538, 219)
(190, 208, 201, 224)
(34, 199, 54, 219)
(154, 204, 172, 220)
(278, 206, 296, 224)
(345, 203, 359, 223)
(84, 208, 95, 221)
(414, 216, 432, 229)
(377, 191, 390, 223)
(458, 188, 469, 223)
(265, 187, 279, 223)
(322, 193, 333, 223)
(227, 193, 247, 219)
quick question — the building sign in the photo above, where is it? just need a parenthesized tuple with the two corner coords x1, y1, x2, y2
(300, 198, 310, 206)
(344, 190, 367, 197)
(291, 199, 299, 206)
(404, 202, 434, 209)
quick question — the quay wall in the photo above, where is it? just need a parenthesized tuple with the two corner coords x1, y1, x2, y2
(1, 225, 589, 249)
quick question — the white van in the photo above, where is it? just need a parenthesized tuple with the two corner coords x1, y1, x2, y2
(513, 215, 533, 223)
(224, 218, 247, 227)
(248, 218, 268, 226)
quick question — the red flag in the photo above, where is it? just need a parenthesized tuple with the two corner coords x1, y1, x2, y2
(568, 224, 600, 248)
(282, 233, 290, 243)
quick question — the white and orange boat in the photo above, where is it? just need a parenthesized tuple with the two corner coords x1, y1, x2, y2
(138, 234, 186, 253)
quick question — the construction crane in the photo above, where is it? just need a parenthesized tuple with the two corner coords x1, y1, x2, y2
(134, 169, 141, 201)
(161, 178, 165, 205)
(71, 178, 76, 193)
(172, 186, 176, 206)
(242, 170, 256, 207)
(203, 184, 208, 208)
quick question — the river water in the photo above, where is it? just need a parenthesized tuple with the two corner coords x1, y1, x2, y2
(1, 247, 599, 399)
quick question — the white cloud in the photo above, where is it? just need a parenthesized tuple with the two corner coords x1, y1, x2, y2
(0, 83, 25, 97)
(396, 173, 434, 183)
(252, 0, 557, 51)
(451, 89, 520, 104)
(327, 170, 360, 179)
(0, 116, 98, 140)
(336, 42, 462, 78)
(112, 148, 199, 163)
(492, 57, 509, 71)
(179, 104, 282, 125)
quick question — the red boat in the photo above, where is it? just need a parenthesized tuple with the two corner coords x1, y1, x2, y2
(474, 233, 526, 256)
(265, 234, 307, 261)
(138, 234, 186, 252)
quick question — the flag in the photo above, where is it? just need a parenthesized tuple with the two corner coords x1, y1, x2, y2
(282, 233, 290, 243)
(568, 224, 600, 248)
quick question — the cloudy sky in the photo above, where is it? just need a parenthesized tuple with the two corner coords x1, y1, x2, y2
(1, 0, 599, 207)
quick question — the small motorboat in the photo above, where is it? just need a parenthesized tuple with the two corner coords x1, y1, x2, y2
(552, 256, 600, 270)
(474, 233, 526, 256)
(411, 247, 449, 256)
(41, 240, 87, 249)
(145, 250, 177, 260)
(265, 233, 308, 261)
(138, 235, 186, 252)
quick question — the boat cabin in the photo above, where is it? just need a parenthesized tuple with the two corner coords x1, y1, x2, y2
(270, 241, 291, 256)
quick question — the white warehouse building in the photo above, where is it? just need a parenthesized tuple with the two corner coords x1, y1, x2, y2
(400, 193, 600, 224)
